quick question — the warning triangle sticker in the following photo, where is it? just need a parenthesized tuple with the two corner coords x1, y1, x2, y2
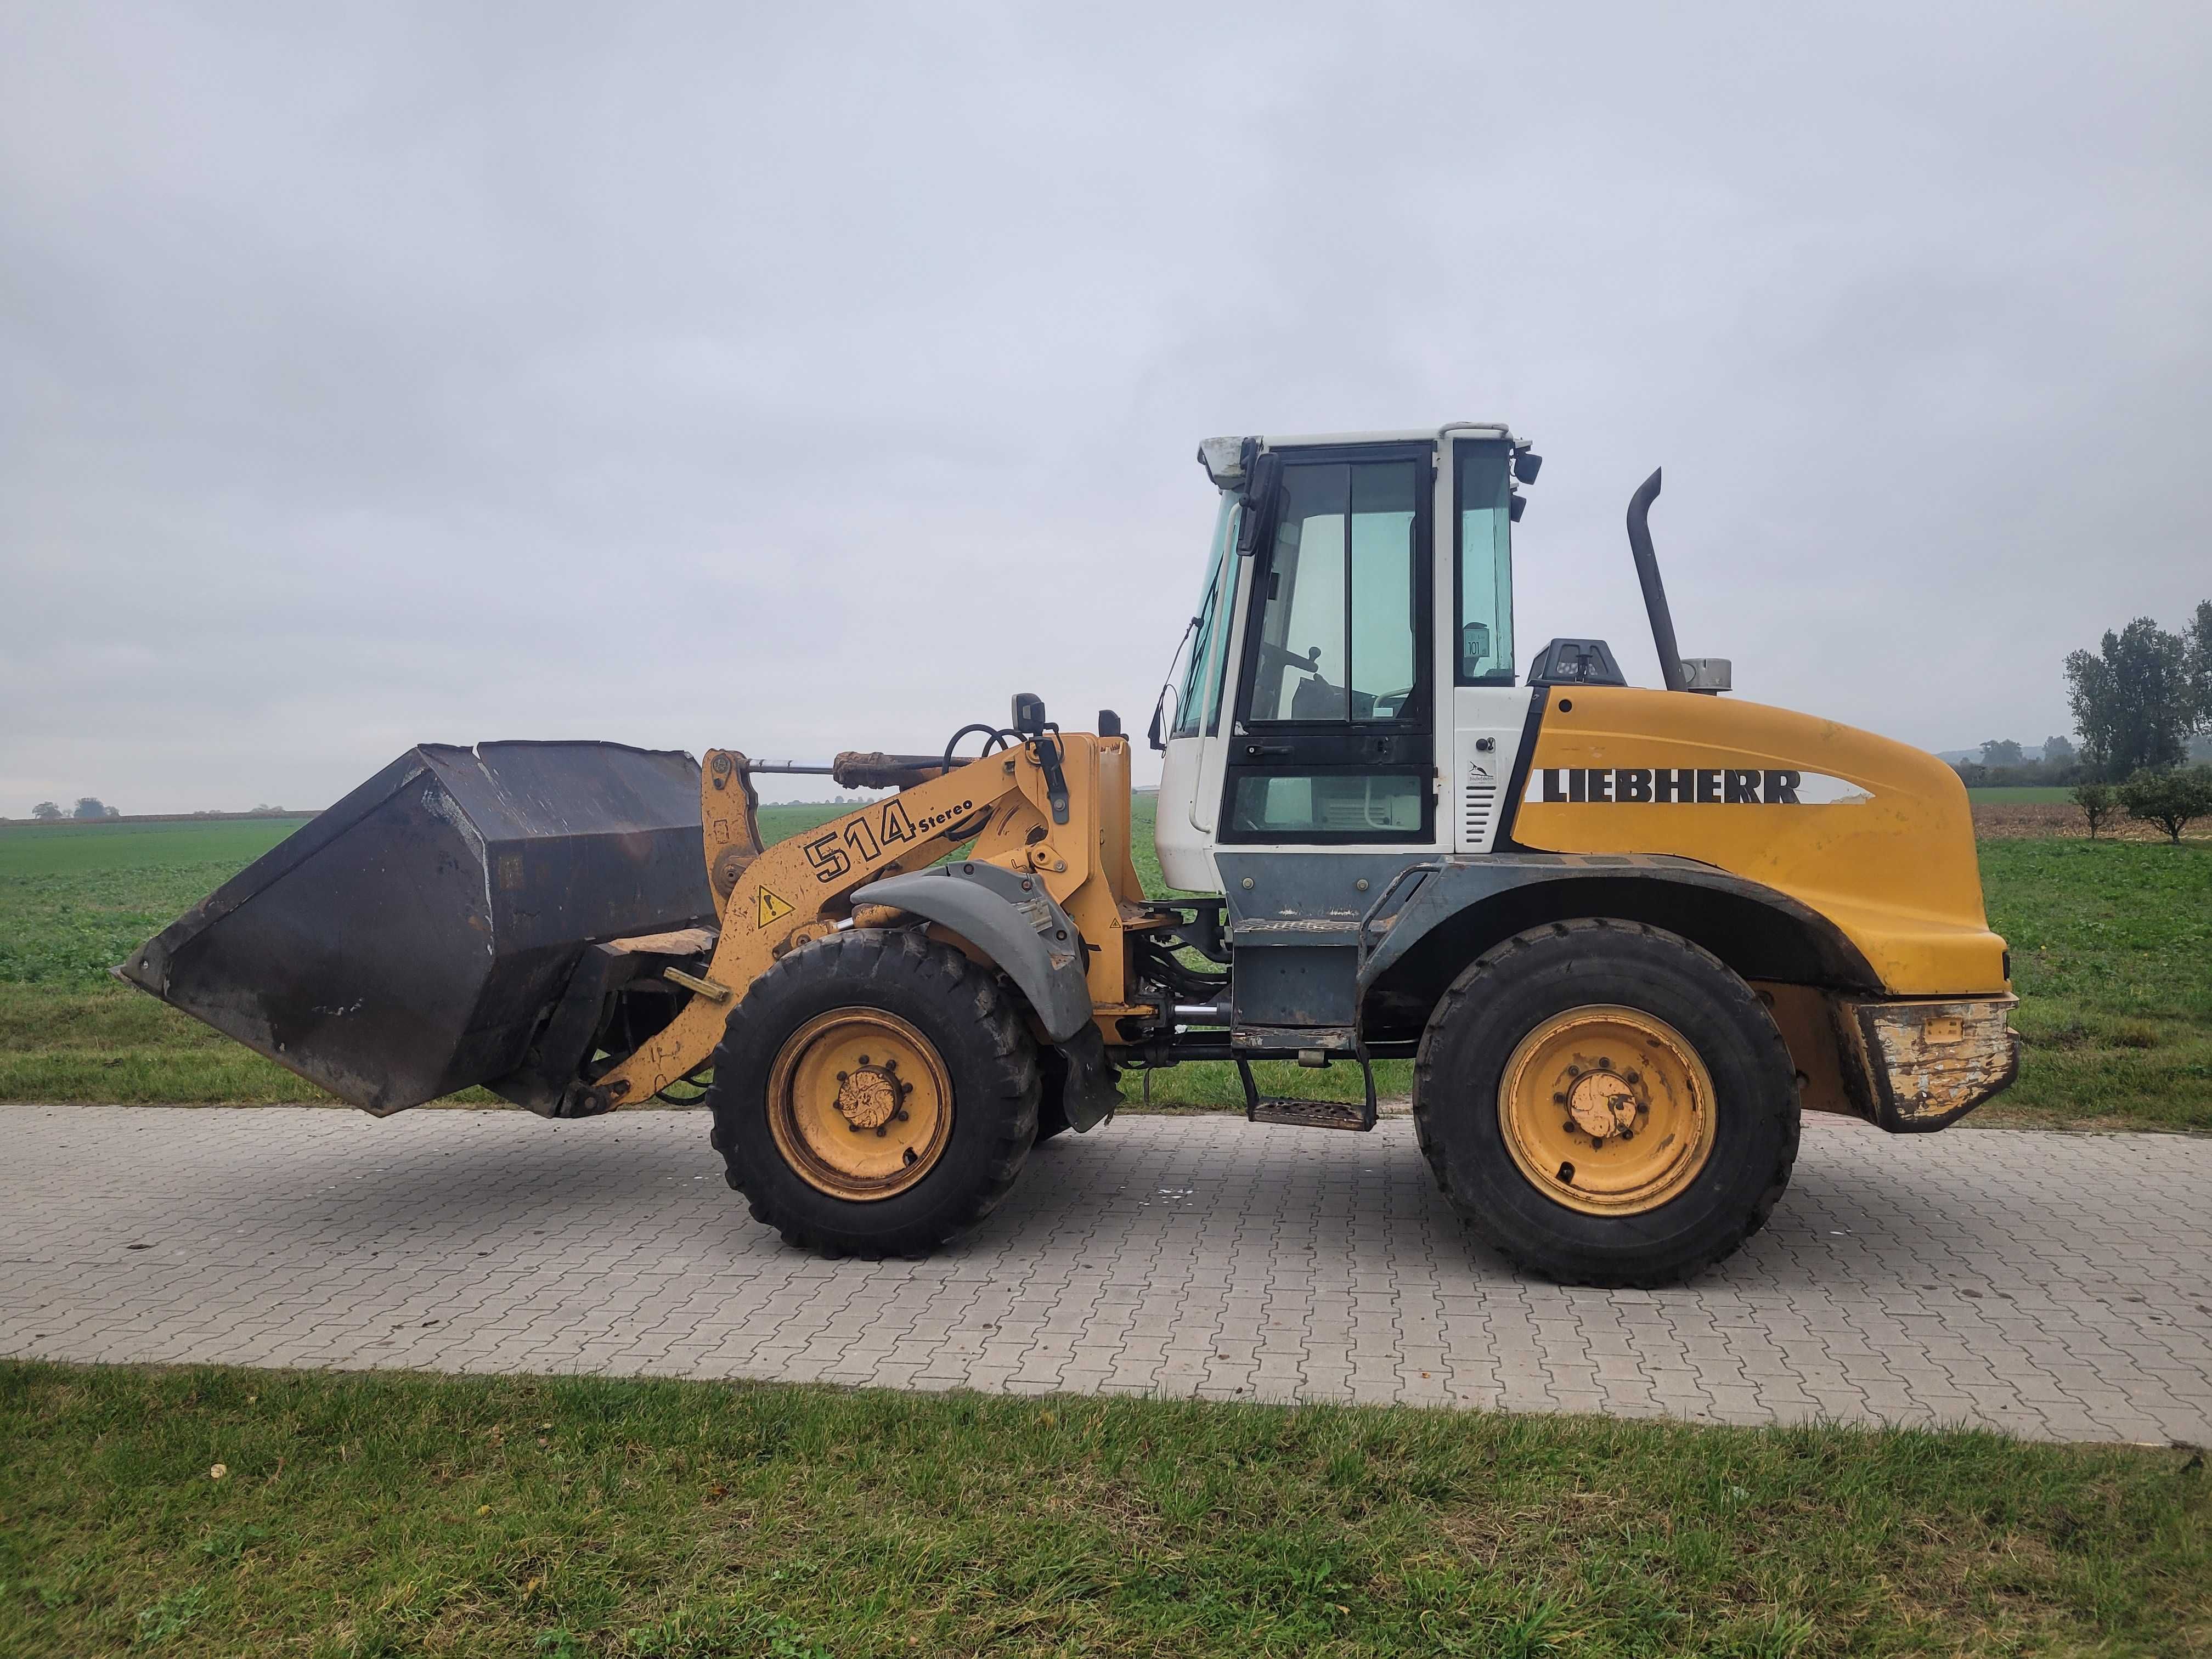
(754, 885, 795, 929)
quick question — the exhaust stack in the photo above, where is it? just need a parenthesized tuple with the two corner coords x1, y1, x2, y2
(1626, 467, 1689, 695)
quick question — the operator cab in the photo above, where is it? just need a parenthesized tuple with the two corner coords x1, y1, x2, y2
(1154, 424, 1538, 892)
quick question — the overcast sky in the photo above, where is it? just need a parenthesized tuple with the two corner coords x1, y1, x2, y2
(4, 4, 2208, 812)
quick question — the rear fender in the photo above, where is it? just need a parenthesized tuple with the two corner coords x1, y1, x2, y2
(1357, 855, 1883, 1041)
(852, 864, 1093, 1043)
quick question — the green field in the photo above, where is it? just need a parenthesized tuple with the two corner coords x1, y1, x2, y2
(4, 1359, 2205, 1658)
(1978, 839, 2212, 1130)
(3, 803, 2208, 1130)
(0, 808, 854, 1107)
(1963, 786, 2076, 803)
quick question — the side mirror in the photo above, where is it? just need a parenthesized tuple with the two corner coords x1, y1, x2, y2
(1235, 452, 1281, 554)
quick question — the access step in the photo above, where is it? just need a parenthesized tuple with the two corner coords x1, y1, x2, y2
(1235, 1053, 1379, 1132)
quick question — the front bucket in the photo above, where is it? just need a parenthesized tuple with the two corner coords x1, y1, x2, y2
(118, 742, 715, 1114)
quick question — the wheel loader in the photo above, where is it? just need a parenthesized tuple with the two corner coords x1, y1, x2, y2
(120, 422, 2019, 1285)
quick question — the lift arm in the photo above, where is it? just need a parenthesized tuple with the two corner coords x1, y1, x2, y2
(578, 746, 1045, 1110)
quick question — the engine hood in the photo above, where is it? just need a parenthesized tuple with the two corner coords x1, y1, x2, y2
(1510, 687, 2005, 996)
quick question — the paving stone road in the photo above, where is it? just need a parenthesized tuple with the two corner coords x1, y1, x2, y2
(2, 1103, 2207, 1443)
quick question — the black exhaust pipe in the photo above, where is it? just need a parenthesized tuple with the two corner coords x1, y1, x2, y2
(1626, 467, 1688, 693)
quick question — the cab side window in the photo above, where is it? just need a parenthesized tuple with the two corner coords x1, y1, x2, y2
(1246, 460, 1422, 724)
(1455, 443, 1515, 684)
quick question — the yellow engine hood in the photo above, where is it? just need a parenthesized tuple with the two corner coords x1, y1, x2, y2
(1513, 688, 2006, 996)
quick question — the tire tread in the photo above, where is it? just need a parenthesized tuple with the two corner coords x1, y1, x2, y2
(706, 929, 1039, 1257)
(1413, 917, 1799, 1288)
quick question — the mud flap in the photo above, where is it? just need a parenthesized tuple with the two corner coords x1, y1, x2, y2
(1051, 1024, 1121, 1133)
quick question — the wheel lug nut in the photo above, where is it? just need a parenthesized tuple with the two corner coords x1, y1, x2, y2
(876, 1125, 888, 1137)
(1552, 1092, 1568, 1105)
(857, 1054, 870, 1065)
(1562, 1120, 1577, 1134)
(836, 1071, 848, 1083)
(894, 1108, 909, 1122)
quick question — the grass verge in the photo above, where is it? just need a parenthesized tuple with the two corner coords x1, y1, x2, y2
(3, 1360, 2207, 1658)
(1976, 839, 2211, 1131)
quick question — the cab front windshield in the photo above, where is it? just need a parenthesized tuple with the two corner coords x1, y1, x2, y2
(1170, 496, 1242, 738)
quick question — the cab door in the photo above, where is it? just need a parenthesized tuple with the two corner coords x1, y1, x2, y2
(1220, 445, 1437, 845)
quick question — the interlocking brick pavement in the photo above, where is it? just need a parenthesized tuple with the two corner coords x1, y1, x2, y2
(2, 1104, 2206, 1443)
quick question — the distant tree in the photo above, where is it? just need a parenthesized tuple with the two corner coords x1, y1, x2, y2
(2190, 601, 2212, 728)
(2116, 766, 2212, 845)
(30, 800, 61, 820)
(2042, 735, 2075, 765)
(2071, 780, 2114, 838)
(106, 805, 121, 817)
(1979, 739, 2024, 768)
(2066, 617, 2194, 780)
(71, 797, 109, 820)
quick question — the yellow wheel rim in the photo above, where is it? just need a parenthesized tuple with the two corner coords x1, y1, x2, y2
(1498, 1005, 1717, 1215)
(766, 1008, 953, 1201)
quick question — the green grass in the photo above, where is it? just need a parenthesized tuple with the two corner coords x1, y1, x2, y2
(0, 807, 856, 1105)
(5, 804, 2207, 1130)
(0, 819, 314, 988)
(1978, 839, 2212, 1131)
(3, 1360, 2205, 1658)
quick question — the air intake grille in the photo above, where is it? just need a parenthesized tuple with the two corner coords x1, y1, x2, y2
(1462, 780, 1498, 849)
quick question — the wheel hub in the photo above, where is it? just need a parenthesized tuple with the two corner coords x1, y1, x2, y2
(834, 1064, 901, 1131)
(1565, 1069, 1640, 1141)
(1498, 1005, 1717, 1215)
(766, 1009, 951, 1200)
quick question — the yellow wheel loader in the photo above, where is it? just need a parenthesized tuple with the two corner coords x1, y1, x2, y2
(121, 424, 2019, 1285)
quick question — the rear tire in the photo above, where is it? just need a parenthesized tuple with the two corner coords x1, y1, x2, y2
(706, 929, 1040, 1256)
(1413, 919, 1799, 1287)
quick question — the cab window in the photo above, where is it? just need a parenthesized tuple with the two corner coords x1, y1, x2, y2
(1170, 499, 1240, 738)
(1246, 461, 1422, 724)
(1455, 442, 1515, 684)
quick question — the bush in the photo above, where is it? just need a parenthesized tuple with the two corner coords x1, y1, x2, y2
(2115, 765, 2212, 844)
(2072, 780, 2116, 838)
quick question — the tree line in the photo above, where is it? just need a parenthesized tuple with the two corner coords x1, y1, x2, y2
(29, 798, 122, 820)
(1953, 602, 2212, 842)
(1957, 602, 2210, 786)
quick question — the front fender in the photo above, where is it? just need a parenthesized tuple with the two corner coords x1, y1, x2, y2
(851, 864, 1093, 1042)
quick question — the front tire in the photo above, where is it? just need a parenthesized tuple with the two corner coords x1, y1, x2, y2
(707, 929, 1040, 1256)
(1413, 919, 1799, 1286)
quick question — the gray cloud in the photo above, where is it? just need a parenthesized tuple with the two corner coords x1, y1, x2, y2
(4, 3, 2208, 811)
